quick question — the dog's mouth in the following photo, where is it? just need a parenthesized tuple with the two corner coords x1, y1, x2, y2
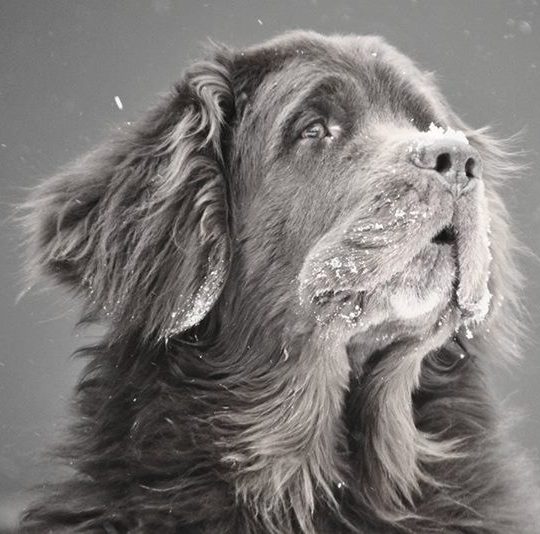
(306, 224, 459, 308)
(431, 224, 456, 246)
(312, 287, 357, 307)
(305, 222, 461, 326)
(300, 184, 493, 331)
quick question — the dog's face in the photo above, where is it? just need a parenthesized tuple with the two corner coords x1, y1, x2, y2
(28, 30, 511, 353)
(24, 31, 524, 532)
(229, 33, 493, 352)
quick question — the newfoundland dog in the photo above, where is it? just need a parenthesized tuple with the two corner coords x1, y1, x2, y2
(21, 31, 539, 533)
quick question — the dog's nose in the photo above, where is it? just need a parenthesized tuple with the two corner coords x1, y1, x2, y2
(410, 139, 481, 196)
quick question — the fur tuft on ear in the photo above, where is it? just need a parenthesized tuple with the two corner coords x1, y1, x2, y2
(23, 50, 234, 343)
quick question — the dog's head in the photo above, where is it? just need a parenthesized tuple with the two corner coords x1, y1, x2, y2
(23, 30, 527, 531)
(26, 31, 519, 354)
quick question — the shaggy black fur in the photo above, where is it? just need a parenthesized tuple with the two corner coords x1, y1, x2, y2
(20, 31, 539, 533)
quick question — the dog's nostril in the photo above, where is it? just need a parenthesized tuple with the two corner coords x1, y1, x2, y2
(465, 157, 476, 179)
(435, 153, 452, 174)
(410, 138, 482, 196)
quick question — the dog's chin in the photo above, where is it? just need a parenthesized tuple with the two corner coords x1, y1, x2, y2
(386, 241, 457, 319)
(300, 238, 459, 337)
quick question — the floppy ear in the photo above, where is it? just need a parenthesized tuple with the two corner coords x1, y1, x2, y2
(24, 49, 234, 342)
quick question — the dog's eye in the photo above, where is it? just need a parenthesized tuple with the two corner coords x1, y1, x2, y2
(301, 122, 330, 140)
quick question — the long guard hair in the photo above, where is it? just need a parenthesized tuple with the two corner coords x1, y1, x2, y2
(20, 31, 540, 533)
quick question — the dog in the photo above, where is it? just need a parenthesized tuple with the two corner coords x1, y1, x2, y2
(20, 30, 539, 533)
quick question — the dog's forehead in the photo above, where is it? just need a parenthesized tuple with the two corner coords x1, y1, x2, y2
(234, 31, 434, 113)
(238, 31, 424, 87)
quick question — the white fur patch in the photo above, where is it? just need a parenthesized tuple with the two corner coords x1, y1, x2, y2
(389, 287, 442, 320)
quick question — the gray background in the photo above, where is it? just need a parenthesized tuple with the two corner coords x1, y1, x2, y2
(1, 0, 539, 530)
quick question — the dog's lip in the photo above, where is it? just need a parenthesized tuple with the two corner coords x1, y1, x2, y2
(431, 224, 456, 245)
(312, 287, 355, 306)
(303, 219, 460, 309)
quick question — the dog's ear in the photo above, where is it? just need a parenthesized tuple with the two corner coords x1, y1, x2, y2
(24, 49, 234, 342)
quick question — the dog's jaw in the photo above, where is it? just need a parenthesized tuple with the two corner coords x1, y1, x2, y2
(297, 175, 492, 343)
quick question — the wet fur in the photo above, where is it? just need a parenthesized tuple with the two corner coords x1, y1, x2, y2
(20, 31, 539, 533)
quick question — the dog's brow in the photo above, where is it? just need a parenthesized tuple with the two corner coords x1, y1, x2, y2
(271, 74, 350, 134)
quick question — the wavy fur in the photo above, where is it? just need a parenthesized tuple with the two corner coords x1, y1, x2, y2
(19, 31, 539, 533)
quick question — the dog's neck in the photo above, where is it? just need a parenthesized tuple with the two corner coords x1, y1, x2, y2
(345, 324, 461, 523)
(211, 318, 348, 532)
(208, 298, 461, 532)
